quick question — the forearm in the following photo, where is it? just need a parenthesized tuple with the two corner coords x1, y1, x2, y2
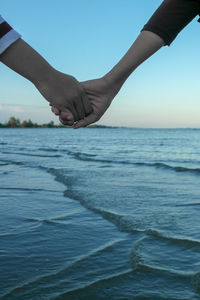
(104, 0, 200, 87)
(104, 31, 164, 86)
(0, 38, 54, 85)
(0, 35, 92, 120)
(0, 16, 92, 121)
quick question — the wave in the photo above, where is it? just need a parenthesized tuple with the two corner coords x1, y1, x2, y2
(0, 223, 42, 238)
(2, 239, 127, 299)
(38, 147, 59, 152)
(192, 271, 200, 293)
(47, 166, 200, 248)
(176, 202, 200, 207)
(132, 261, 192, 279)
(98, 210, 200, 247)
(53, 269, 133, 300)
(59, 195, 200, 249)
(23, 211, 82, 225)
(145, 228, 200, 247)
(23, 217, 63, 226)
(0, 187, 59, 193)
(130, 236, 200, 282)
(1, 147, 200, 176)
(2, 268, 133, 299)
(62, 188, 200, 249)
(0, 159, 23, 166)
(94, 210, 142, 234)
(47, 168, 71, 187)
(46, 167, 200, 251)
(67, 151, 200, 175)
(0, 250, 8, 255)
(68, 151, 127, 164)
(0, 162, 9, 166)
(144, 162, 200, 174)
(1, 151, 61, 158)
(0, 216, 70, 238)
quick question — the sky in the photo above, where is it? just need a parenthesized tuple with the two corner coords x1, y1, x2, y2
(0, 0, 200, 128)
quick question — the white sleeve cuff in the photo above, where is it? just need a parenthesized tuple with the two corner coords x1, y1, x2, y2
(0, 30, 21, 55)
(0, 15, 21, 55)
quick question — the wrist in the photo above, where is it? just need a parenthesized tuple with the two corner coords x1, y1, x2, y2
(0, 38, 56, 86)
(103, 67, 127, 88)
(33, 67, 60, 103)
(29, 61, 55, 86)
(103, 71, 125, 93)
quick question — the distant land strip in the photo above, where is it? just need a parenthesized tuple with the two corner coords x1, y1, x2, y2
(0, 117, 112, 128)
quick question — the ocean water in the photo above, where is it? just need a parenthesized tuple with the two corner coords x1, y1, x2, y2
(1, 128, 200, 300)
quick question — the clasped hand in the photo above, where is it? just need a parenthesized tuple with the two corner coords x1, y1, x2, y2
(35, 70, 93, 126)
(50, 76, 121, 129)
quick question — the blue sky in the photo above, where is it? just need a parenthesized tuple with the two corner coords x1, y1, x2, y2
(0, 0, 200, 127)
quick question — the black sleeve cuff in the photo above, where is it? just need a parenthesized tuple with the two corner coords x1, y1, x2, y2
(141, 0, 200, 46)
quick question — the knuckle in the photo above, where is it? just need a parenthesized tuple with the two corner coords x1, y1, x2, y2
(68, 90, 79, 99)
(94, 113, 100, 122)
(59, 117, 66, 125)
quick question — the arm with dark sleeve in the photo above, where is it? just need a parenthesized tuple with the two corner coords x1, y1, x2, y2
(72, 0, 200, 128)
(141, 0, 200, 46)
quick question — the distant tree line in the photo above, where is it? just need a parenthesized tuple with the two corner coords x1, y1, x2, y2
(0, 117, 112, 129)
(0, 117, 63, 128)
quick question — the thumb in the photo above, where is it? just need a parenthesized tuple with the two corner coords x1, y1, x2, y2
(51, 105, 60, 116)
(60, 111, 74, 126)
(74, 113, 98, 129)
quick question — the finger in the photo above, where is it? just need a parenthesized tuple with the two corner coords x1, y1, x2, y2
(81, 92, 93, 116)
(73, 99, 85, 120)
(66, 105, 79, 122)
(60, 111, 74, 126)
(59, 116, 73, 126)
(59, 116, 74, 126)
(51, 106, 60, 115)
(74, 113, 97, 129)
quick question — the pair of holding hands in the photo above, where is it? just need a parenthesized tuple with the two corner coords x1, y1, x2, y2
(1, 32, 164, 121)
(39, 32, 165, 127)
(46, 73, 118, 129)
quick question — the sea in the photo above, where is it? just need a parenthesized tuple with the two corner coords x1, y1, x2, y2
(1, 127, 200, 300)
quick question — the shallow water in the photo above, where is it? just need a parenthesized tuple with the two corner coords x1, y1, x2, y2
(1, 128, 200, 299)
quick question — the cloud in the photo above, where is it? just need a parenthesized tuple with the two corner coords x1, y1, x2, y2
(0, 105, 24, 113)
(7, 106, 24, 113)
(0, 104, 59, 124)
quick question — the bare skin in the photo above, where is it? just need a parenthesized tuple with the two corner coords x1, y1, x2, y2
(0, 38, 92, 123)
(57, 31, 164, 128)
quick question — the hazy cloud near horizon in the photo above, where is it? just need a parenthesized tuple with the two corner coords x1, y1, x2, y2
(1, 103, 200, 128)
(0, 104, 24, 113)
(0, 104, 59, 124)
